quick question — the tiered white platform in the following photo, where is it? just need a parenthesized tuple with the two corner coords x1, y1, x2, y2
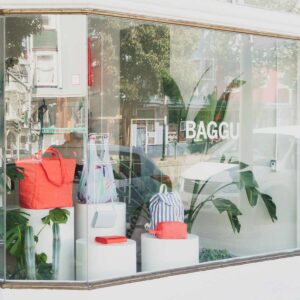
(76, 238, 136, 281)
(141, 233, 199, 272)
(75, 202, 126, 242)
(75, 201, 136, 280)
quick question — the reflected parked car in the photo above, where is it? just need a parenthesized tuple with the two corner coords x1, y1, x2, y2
(181, 126, 299, 206)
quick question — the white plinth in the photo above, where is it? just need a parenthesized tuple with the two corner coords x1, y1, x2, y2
(75, 202, 126, 242)
(76, 238, 136, 281)
(141, 233, 199, 272)
(20, 207, 74, 280)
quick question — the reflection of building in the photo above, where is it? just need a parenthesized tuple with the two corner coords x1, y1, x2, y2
(6, 15, 87, 161)
(6, 54, 32, 161)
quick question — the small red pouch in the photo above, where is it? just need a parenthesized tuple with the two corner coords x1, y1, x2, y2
(148, 222, 187, 239)
(95, 236, 128, 244)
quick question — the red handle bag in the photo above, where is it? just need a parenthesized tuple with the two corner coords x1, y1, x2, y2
(16, 147, 76, 209)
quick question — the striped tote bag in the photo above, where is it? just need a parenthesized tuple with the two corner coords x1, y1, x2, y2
(149, 184, 184, 230)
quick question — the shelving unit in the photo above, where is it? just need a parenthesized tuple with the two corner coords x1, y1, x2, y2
(42, 127, 87, 134)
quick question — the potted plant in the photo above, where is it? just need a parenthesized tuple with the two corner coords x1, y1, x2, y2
(6, 208, 70, 280)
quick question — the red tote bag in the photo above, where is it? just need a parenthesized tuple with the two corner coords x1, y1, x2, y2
(16, 147, 76, 209)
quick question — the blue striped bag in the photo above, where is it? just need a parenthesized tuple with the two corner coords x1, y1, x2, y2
(149, 184, 184, 230)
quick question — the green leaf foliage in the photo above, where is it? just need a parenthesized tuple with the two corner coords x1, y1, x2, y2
(239, 170, 258, 189)
(212, 198, 242, 233)
(42, 208, 70, 225)
(199, 248, 234, 262)
(5, 164, 24, 191)
(36, 253, 53, 280)
(245, 186, 259, 207)
(6, 225, 24, 257)
(6, 210, 29, 258)
(260, 193, 277, 222)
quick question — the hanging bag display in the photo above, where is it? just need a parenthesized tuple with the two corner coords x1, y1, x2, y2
(78, 134, 118, 228)
(149, 184, 184, 230)
(78, 134, 117, 204)
(16, 147, 76, 209)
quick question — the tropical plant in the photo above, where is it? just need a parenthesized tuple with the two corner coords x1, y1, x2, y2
(6, 208, 69, 280)
(162, 67, 246, 152)
(185, 160, 277, 233)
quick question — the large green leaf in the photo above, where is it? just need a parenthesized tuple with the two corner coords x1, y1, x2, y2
(41, 215, 51, 225)
(212, 198, 242, 215)
(212, 198, 242, 233)
(6, 225, 24, 257)
(227, 212, 241, 234)
(6, 210, 29, 229)
(6, 210, 29, 258)
(239, 170, 258, 189)
(260, 193, 277, 222)
(36, 253, 53, 280)
(245, 186, 259, 207)
(49, 208, 70, 224)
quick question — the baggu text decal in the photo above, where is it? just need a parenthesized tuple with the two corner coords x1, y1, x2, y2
(185, 121, 239, 141)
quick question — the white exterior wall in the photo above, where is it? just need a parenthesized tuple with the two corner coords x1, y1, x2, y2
(2, 256, 300, 299)
(1, 0, 300, 39)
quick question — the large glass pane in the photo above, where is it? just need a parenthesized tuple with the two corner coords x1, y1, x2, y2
(87, 14, 300, 280)
(5, 15, 88, 281)
(0, 16, 5, 280)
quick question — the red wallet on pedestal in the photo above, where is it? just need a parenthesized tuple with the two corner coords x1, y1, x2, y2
(95, 236, 128, 244)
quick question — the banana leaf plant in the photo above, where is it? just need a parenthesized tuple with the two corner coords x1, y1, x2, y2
(185, 159, 277, 233)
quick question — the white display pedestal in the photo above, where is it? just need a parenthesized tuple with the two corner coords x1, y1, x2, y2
(141, 233, 199, 272)
(76, 238, 136, 281)
(20, 207, 74, 280)
(75, 202, 126, 242)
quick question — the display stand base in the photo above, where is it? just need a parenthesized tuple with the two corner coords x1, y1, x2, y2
(20, 207, 74, 280)
(75, 202, 126, 242)
(141, 233, 199, 272)
(76, 238, 136, 281)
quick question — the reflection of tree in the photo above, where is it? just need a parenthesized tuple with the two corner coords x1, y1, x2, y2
(119, 24, 171, 145)
(6, 17, 42, 68)
(120, 24, 170, 102)
(89, 16, 299, 147)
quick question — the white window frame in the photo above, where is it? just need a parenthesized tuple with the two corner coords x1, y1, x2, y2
(34, 51, 58, 87)
(41, 14, 57, 30)
(2, 1, 300, 39)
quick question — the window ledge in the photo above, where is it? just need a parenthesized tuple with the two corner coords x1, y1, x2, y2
(2, 249, 300, 290)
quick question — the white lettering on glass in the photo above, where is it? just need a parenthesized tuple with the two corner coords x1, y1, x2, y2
(186, 121, 196, 139)
(185, 121, 239, 141)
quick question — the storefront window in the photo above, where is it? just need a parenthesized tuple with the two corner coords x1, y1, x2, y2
(5, 15, 87, 281)
(2, 13, 300, 283)
(0, 16, 4, 281)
